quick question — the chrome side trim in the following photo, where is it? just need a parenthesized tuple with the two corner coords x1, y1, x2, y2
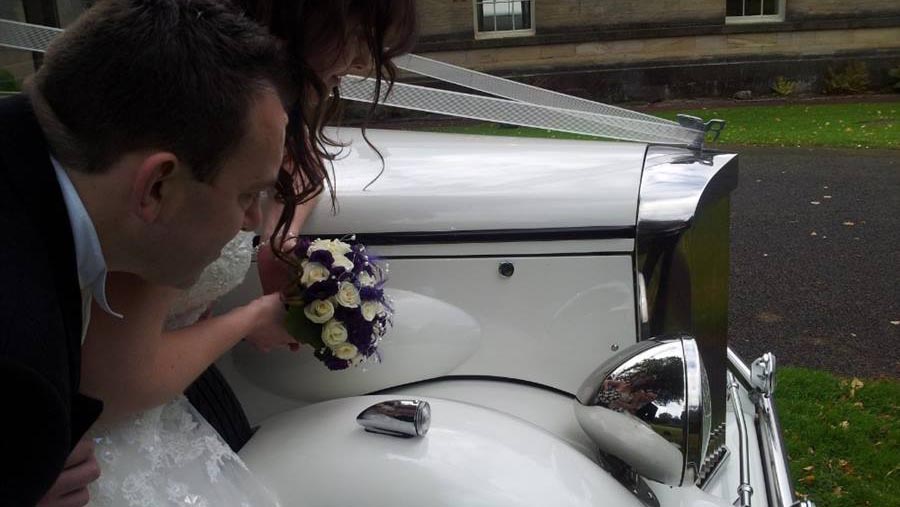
(727, 348, 817, 507)
(728, 373, 753, 507)
(636, 146, 739, 477)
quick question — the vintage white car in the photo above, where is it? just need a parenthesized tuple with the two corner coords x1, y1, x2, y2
(205, 125, 815, 507)
(0, 19, 812, 507)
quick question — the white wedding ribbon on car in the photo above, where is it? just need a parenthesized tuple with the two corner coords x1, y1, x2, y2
(0, 18, 723, 149)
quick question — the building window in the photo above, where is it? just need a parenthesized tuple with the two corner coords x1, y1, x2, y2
(726, 0, 785, 24)
(474, 0, 535, 39)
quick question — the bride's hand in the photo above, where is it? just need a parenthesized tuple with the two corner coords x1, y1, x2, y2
(244, 293, 300, 353)
(257, 238, 296, 295)
(257, 193, 320, 294)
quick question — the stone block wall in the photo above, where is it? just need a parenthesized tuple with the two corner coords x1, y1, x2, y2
(536, 0, 723, 30)
(788, 0, 900, 20)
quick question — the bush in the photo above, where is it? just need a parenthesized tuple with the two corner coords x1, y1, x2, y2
(771, 76, 797, 96)
(888, 65, 900, 92)
(0, 68, 19, 92)
(824, 62, 870, 94)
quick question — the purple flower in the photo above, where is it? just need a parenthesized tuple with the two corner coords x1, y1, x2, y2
(333, 305, 363, 325)
(348, 321, 375, 349)
(359, 286, 384, 301)
(308, 249, 334, 268)
(304, 279, 338, 300)
(315, 348, 350, 371)
(293, 237, 311, 258)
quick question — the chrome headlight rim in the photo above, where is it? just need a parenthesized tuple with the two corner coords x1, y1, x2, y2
(575, 334, 713, 486)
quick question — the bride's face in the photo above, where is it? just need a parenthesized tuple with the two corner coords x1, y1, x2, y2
(304, 23, 372, 92)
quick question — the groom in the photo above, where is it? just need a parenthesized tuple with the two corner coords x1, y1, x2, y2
(0, 0, 289, 504)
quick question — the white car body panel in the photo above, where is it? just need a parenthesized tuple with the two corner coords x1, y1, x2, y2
(214, 128, 798, 507)
(304, 128, 645, 234)
(241, 395, 649, 507)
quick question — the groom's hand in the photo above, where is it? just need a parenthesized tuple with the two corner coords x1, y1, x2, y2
(37, 437, 100, 507)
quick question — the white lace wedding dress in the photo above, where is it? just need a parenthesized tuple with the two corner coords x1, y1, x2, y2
(88, 232, 281, 507)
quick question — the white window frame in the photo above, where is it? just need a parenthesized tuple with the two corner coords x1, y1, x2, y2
(473, 0, 536, 40)
(725, 0, 786, 24)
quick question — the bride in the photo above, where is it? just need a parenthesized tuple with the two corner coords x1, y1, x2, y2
(51, 2, 418, 506)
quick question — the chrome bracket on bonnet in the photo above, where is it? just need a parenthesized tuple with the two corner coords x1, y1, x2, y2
(676, 114, 727, 150)
(356, 400, 431, 438)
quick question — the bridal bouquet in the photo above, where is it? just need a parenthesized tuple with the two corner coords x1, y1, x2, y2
(282, 236, 391, 370)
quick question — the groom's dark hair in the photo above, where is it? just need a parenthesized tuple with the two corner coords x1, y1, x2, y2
(29, 0, 287, 182)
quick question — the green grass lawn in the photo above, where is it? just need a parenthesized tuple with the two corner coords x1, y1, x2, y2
(425, 101, 900, 149)
(778, 367, 900, 507)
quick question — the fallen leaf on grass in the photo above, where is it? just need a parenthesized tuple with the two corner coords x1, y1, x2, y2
(849, 378, 865, 398)
(801, 475, 816, 485)
(838, 459, 855, 475)
(832, 486, 844, 497)
(802, 465, 815, 472)
(839, 420, 850, 430)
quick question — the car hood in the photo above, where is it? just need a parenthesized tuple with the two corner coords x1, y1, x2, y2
(303, 128, 647, 235)
(240, 395, 648, 507)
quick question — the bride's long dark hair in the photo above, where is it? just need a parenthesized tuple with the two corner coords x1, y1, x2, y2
(236, 0, 418, 253)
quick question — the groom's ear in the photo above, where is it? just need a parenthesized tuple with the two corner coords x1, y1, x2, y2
(131, 152, 182, 223)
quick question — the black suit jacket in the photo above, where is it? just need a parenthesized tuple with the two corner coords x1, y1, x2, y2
(0, 94, 103, 506)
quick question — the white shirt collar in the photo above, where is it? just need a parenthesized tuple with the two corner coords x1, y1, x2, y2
(51, 156, 123, 319)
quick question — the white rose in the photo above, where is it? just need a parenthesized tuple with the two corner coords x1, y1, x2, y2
(335, 281, 360, 308)
(358, 272, 377, 287)
(307, 239, 331, 254)
(329, 240, 353, 256)
(360, 300, 382, 321)
(300, 262, 330, 287)
(309, 239, 352, 257)
(331, 254, 355, 273)
(303, 299, 334, 324)
(322, 319, 348, 347)
(331, 342, 359, 361)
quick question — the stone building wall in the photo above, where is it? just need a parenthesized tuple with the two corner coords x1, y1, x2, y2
(787, 0, 900, 20)
(535, 0, 723, 30)
(411, 0, 900, 101)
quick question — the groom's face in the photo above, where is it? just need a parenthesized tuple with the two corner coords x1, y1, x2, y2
(156, 88, 288, 288)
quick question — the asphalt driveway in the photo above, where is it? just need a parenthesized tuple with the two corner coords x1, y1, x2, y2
(726, 146, 900, 378)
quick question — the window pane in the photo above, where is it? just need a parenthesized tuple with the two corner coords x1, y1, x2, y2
(726, 0, 744, 16)
(494, 2, 514, 31)
(519, 1, 532, 29)
(476, 0, 533, 33)
(746, 0, 762, 16)
(763, 0, 778, 15)
(478, 2, 494, 31)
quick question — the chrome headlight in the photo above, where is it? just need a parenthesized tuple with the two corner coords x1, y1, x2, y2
(574, 335, 712, 486)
